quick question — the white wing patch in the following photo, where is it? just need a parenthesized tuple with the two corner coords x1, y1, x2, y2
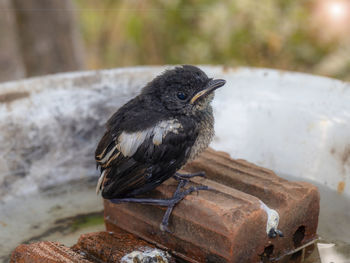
(96, 169, 106, 194)
(96, 119, 182, 194)
(152, 119, 181, 145)
(99, 144, 119, 164)
(117, 119, 182, 157)
(117, 130, 152, 157)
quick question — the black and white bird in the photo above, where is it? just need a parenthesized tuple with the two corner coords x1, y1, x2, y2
(95, 65, 226, 231)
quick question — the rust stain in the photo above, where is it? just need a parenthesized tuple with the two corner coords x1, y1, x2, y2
(72, 73, 102, 87)
(337, 181, 346, 194)
(0, 221, 7, 227)
(278, 70, 286, 76)
(0, 91, 30, 104)
(222, 65, 230, 73)
(221, 65, 239, 73)
(331, 145, 350, 176)
(341, 146, 350, 165)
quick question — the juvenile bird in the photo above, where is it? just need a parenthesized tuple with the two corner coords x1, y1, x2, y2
(95, 65, 226, 231)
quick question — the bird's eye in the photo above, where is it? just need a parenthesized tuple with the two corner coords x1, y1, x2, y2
(177, 92, 187, 100)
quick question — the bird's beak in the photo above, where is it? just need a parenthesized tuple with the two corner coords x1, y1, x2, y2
(190, 79, 226, 104)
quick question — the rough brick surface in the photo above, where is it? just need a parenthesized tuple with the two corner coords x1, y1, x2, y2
(11, 230, 174, 263)
(104, 148, 320, 263)
(72, 230, 149, 262)
(72, 230, 174, 262)
(10, 241, 92, 263)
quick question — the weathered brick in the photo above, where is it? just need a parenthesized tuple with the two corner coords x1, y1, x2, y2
(11, 230, 174, 263)
(72, 230, 174, 262)
(10, 241, 92, 263)
(104, 148, 320, 262)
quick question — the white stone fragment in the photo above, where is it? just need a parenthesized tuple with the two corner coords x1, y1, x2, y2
(259, 200, 280, 235)
(121, 247, 171, 263)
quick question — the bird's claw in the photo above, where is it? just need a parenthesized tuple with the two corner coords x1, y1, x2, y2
(196, 171, 206, 178)
(160, 223, 173, 233)
(187, 185, 210, 196)
(174, 171, 206, 180)
(159, 184, 210, 232)
(268, 228, 284, 238)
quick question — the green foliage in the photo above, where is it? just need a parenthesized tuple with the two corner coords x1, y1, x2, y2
(74, 0, 350, 80)
(70, 213, 104, 232)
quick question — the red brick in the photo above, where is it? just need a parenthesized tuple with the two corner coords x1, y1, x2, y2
(72, 230, 174, 262)
(11, 230, 174, 263)
(10, 241, 92, 263)
(104, 148, 320, 263)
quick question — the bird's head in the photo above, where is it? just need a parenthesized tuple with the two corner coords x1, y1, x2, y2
(141, 65, 226, 115)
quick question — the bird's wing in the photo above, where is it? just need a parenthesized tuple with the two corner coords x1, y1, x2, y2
(95, 118, 197, 198)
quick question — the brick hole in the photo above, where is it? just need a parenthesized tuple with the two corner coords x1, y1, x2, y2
(288, 226, 306, 262)
(293, 226, 305, 248)
(290, 250, 302, 261)
(260, 245, 274, 262)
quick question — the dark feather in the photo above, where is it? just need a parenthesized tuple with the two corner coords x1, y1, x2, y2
(95, 65, 222, 200)
(95, 109, 198, 199)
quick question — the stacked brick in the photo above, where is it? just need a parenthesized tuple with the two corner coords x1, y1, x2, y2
(11, 149, 319, 262)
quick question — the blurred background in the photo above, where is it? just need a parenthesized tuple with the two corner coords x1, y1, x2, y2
(1, 2, 350, 261)
(1, 0, 350, 83)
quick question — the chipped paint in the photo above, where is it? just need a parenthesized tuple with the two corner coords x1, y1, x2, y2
(337, 181, 345, 194)
(0, 91, 30, 103)
(341, 146, 350, 167)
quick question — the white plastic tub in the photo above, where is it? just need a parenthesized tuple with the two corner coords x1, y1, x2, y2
(0, 66, 349, 261)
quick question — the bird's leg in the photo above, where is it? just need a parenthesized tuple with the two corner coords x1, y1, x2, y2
(160, 183, 209, 232)
(109, 182, 209, 232)
(109, 185, 208, 207)
(159, 171, 207, 232)
(174, 171, 206, 180)
(110, 197, 175, 206)
(160, 179, 187, 233)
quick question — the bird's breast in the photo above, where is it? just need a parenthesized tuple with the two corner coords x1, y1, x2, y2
(187, 107, 214, 161)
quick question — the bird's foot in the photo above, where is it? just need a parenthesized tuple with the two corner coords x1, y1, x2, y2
(109, 180, 210, 233)
(268, 228, 284, 238)
(160, 182, 209, 233)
